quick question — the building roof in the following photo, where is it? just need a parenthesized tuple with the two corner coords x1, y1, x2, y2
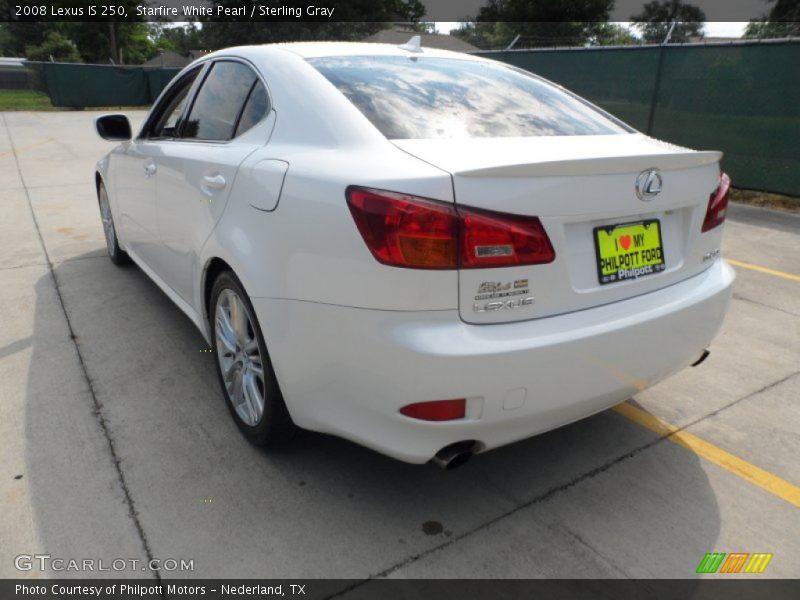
(0, 57, 26, 68)
(363, 30, 478, 53)
(188, 50, 210, 60)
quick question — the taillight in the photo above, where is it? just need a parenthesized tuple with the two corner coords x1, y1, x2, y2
(460, 206, 554, 268)
(400, 399, 466, 421)
(346, 187, 555, 269)
(702, 173, 730, 232)
(346, 187, 458, 269)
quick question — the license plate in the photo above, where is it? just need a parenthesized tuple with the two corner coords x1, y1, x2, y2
(594, 220, 666, 285)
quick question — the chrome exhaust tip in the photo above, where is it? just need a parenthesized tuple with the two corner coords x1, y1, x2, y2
(691, 349, 711, 367)
(431, 441, 476, 470)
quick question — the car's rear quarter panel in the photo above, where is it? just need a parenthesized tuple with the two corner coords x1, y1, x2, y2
(209, 145, 458, 310)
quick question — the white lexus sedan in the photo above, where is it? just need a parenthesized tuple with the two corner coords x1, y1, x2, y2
(94, 41, 734, 468)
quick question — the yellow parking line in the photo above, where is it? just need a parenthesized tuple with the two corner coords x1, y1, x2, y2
(727, 258, 800, 283)
(613, 402, 800, 508)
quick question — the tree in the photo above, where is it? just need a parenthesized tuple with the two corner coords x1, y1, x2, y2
(0, 24, 12, 56)
(201, 0, 426, 49)
(450, 22, 497, 49)
(451, 0, 615, 49)
(2, 1, 156, 64)
(631, 0, 706, 44)
(54, 0, 155, 64)
(407, 22, 436, 33)
(25, 30, 81, 62)
(588, 23, 639, 46)
(60, 21, 157, 64)
(151, 23, 206, 56)
(744, 0, 800, 39)
(0, 22, 54, 57)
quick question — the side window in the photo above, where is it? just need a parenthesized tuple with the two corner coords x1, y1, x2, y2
(182, 61, 259, 141)
(148, 68, 200, 138)
(235, 81, 269, 137)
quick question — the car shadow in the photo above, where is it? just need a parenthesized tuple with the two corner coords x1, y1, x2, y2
(23, 251, 721, 580)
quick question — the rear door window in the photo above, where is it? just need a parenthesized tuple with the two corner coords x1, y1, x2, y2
(182, 61, 259, 141)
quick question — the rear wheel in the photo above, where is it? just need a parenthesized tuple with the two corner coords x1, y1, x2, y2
(98, 182, 131, 266)
(210, 271, 295, 445)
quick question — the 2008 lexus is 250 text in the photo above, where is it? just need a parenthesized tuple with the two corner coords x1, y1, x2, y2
(93, 40, 734, 468)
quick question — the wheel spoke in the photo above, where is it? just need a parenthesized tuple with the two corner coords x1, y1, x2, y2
(231, 367, 244, 405)
(224, 360, 241, 384)
(243, 339, 259, 356)
(229, 295, 248, 346)
(242, 371, 264, 424)
(215, 310, 237, 354)
(248, 360, 264, 379)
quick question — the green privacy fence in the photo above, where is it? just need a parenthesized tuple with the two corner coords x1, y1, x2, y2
(26, 62, 181, 108)
(21, 41, 800, 196)
(478, 40, 800, 197)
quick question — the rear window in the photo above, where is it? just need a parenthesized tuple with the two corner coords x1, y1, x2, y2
(308, 55, 629, 139)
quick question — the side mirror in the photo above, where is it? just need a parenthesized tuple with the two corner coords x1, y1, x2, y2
(95, 114, 132, 141)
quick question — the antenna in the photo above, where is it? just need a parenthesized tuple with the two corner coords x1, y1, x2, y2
(399, 35, 423, 53)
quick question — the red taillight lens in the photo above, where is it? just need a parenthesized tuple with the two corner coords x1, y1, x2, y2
(702, 172, 731, 232)
(400, 399, 466, 421)
(346, 187, 555, 269)
(346, 187, 458, 269)
(459, 206, 555, 268)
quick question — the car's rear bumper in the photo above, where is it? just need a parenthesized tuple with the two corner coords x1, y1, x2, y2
(252, 259, 734, 463)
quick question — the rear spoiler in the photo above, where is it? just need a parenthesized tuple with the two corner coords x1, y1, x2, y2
(458, 151, 723, 178)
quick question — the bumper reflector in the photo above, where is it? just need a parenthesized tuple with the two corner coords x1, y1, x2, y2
(400, 399, 466, 421)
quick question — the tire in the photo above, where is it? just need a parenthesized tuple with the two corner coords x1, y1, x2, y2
(98, 182, 131, 266)
(210, 271, 295, 445)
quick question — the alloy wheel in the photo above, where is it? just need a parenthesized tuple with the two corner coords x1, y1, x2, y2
(214, 289, 266, 426)
(99, 186, 116, 257)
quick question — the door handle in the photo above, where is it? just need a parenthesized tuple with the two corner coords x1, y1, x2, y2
(201, 174, 227, 191)
(143, 162, 156, 177)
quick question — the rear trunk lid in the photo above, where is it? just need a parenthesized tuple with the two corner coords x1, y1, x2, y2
(393, 133, 723, 324)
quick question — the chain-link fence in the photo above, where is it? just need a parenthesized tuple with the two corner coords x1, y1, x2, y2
(478, 39, 800, 197)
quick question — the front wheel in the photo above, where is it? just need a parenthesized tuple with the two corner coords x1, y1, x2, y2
(98, 182, 131, 266)
(210, 271, 295, 445)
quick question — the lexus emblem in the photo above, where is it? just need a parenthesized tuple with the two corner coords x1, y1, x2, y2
(635, 169, 663, 201)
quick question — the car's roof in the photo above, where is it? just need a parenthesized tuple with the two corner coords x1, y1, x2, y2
(204, 41, 486, 62)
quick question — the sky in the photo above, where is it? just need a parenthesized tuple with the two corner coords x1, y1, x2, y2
(434, 22, 750, 39)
